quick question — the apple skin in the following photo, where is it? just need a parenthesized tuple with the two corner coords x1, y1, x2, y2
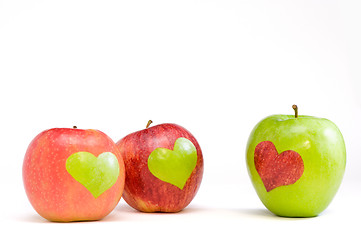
(116, 123, 203, 212)
(246, 114, 346, 217)
(23, 128, 125, 222)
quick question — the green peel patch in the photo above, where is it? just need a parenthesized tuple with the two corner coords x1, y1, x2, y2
(148, 137, 197, 190)
(66, 152, 120, 198)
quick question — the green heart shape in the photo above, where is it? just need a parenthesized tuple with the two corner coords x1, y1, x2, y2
(148, 137, 197, 190)
(66, 152, 120, 198)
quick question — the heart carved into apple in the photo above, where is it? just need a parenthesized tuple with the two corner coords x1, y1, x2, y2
(148, 137, 197, 190)
(116, 121, 204, 212)
(66, 152, 120, 198)
(246, 105, 346, 217)
(23, 127, 125, 222)
(254, 141, 304, 192)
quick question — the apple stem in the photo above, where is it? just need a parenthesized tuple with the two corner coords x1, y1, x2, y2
(73, 126, 77, 129)
(146, 120, 153, 128)
(292, 105, 298, 118)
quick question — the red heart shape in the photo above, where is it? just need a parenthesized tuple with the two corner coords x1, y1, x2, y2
(254, 141, 304, 192)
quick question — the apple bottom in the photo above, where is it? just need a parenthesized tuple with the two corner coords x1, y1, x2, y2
(264, 203, 322, 218)
(26, 182, 124, 222)
(122, 193, 185, 213)
(122, 185, 197, 213)
(255, 181, 344, 218)
(32, 202, 120, 222)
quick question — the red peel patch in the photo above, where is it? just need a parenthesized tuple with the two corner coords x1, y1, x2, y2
(254, 141, 304, 192)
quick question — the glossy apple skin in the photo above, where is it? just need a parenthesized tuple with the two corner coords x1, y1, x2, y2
(246, 115, 346, 217)
(23, 128, 125, 222)
(116, 123, 203, 212)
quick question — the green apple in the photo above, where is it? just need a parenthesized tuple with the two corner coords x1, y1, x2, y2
(246, 105, 346, 217)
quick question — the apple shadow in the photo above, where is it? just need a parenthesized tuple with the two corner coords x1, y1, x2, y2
(115, 203, 139, 214)
(115, 203, 278, 219)
(114, 202, 208, 216)
(16, 213, 52, 224)
(237, 208, 275, 218)
(18, 205, 318, 223)
(177, 206, 209, 214)
(236, 208, 319, 220)
(18, 211, 125, 223)
(98, 212, 125, 222)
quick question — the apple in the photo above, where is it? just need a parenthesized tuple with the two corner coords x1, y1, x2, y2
(116, 121, 203, 212)
(23, 127, 125, 222)
(246, 105, 346, 217)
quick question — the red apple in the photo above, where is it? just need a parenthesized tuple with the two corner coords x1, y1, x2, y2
(23, 127, 125, 222)
(116, 121, 204, 212)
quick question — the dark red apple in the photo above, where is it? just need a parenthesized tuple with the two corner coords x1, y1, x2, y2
(23, 127, 125, 222)
(116, 121, 203, 212)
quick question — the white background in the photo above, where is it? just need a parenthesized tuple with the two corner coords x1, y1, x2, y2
(1, 0, 360, 239)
